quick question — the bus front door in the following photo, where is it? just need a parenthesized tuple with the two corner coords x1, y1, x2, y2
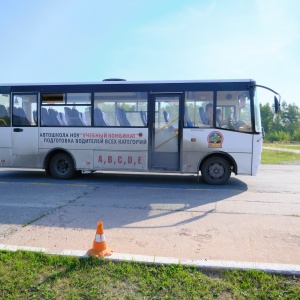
(11, 93, 39, 167)
(149, 94, 182, 171)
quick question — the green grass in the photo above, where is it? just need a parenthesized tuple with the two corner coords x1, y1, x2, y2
(0, 251, 300, 299)
(261, 149, 300, 164)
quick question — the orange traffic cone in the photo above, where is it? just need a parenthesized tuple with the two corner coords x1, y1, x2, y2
(87, 221, 113, 258)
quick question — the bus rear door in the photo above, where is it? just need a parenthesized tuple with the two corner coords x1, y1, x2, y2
(0, 93, 12, 166)
(11, 93, 39, 167)
(149, 93, 183, 171)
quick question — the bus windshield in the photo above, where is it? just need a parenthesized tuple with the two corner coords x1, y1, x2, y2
(253, 89, 262, 133)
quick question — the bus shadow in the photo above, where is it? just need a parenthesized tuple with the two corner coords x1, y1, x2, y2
(0, 170, 248, 231)
(82, 173, 248, 230)
(50, 173, 247, 230)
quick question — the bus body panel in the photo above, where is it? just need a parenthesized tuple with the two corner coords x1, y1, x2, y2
(182, 128, 253, 174)
(70, 149, 94, 170)
(251, 133, 263, 175)
(227, 152, 252, 174)
(0, 128, 12, 166)
(39, 127, 149, 171)
(94, 151, 148, 171)
(12, 127, 39, 168)
(39, 127, 148, 151)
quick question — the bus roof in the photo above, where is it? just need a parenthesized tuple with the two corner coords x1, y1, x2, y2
(1, 79, 254, 87)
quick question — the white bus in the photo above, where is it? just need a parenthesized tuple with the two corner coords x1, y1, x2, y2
(0, 79, 277, 184)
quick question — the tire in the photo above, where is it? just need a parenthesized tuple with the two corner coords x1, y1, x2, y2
(49, 153, 75, 180)
(201, 156, 231, 185)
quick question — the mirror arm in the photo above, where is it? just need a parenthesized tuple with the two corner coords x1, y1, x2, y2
(249, 83, 281, 114)
(252, 84, 280, 97)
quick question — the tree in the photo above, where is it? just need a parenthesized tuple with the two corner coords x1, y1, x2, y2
(279, 101, 300, 136)
(260, 103, 273, 135)
(260, 101, 300, 142)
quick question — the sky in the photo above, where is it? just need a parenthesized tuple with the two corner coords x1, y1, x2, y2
(0, 0, 300, 107)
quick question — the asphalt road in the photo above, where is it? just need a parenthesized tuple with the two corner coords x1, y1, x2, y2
(0, 165, 300, 265)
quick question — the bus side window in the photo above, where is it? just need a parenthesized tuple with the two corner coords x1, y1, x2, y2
(184, 106, 193, 127)
(13, 107, 31, 126)
(140, 111, 147, 126)
(199, 107, 206, 124)
(94, 92, 148, 127)
(216, 91, 253, 132)
(12, 94, 37, 126)
(94, 108, 107, 126)
(41, 93, 91, 127)
(185, 91, 213, 127)
(0, 102, 10, 127)
(116, 107, 131, 126)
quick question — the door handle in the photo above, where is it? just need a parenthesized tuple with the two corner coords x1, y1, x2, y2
(13, 128, 23, 132)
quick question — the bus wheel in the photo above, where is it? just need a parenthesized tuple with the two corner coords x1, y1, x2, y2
(49, 153, 75, 180)
(201, 156, 231, 185)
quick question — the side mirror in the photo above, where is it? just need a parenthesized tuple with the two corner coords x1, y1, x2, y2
(274, 96, 280, 114)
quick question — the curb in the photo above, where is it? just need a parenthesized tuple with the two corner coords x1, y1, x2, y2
(1, 244, 300, 275)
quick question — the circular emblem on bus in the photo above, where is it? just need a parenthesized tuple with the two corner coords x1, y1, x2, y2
(207, 131, 224, 148)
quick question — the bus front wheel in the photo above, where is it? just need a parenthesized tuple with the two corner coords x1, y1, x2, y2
(49, 153, 75, 180)
(201, 156, 231, 185)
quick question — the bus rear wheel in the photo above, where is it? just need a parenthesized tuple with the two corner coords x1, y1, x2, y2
(49, 153, 75, 180)
(201, 156, 231, 185)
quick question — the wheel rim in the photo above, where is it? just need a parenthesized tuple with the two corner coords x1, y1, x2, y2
(208, 163, 225, 179)
(56, 159, 70, 174)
